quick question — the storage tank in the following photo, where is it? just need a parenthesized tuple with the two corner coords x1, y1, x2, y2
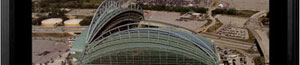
(41, 18, 63, 26)
(64, 19, 82, 26)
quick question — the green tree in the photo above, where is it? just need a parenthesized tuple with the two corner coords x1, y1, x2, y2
(80, 16, 93, 25)
(212, 8, 224, 14)
(227, 8, 237, 15)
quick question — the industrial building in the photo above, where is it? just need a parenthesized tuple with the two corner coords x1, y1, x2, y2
(70, 0, 219, 65)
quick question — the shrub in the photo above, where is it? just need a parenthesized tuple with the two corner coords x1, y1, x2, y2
(80, 16, 93, 25)
(139, 4, 208, 13)
(227, 8, 237, 15)
(212, 8, 237, 15)
(212, 8, 258, 17)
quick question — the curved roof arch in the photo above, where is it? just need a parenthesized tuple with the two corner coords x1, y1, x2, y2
(83, 46, 214, 65)
(87, 6, 144, 43)
(81, 28, 218, 65)
(86, 0, 143, 42)
(72, 0, 219, 65)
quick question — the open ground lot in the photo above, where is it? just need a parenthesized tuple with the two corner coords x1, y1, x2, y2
(32, 39, 68, 64)
(145, 11, 208, 30)
(219, 0, 269, 11)
(216, 15, 247, 28)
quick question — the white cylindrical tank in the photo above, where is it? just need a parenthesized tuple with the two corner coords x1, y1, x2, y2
(41, 18, 63, 26)
(64, 19, 83, 26)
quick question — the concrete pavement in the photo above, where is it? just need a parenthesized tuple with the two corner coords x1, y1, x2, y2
(245, 11, 269, 64)
(32, 26, 88, 33)
(255, 29, 269, 63)
(199, 33, 254, 45)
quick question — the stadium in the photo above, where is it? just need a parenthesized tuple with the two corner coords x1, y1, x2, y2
(70, 0, 219, 65)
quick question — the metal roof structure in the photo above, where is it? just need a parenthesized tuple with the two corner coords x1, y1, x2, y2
(71, 0, 219, 65)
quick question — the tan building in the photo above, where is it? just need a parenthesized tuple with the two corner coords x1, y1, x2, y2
(64, 19, 83, 27)
(41, 18, 63, 26)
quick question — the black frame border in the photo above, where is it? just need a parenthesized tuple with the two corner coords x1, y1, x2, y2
(2, 0, 32, 65)
(1, 0, 10, 65)
(287, 0, 299, 64)
(0, 0, 298, 65)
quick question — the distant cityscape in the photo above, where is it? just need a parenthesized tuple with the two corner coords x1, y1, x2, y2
(32, 0, 269, 65)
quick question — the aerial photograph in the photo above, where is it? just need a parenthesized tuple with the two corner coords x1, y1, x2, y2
(32, 0, 269, 65)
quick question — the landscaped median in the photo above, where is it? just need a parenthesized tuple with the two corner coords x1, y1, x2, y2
(138, 4, 208, 14)
(206, 18, 223, 32)
(212, 8, 259, 17)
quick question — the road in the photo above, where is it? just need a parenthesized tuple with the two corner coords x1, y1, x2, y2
(254, 29, 269, 63)
(195, 0, 219, 32)
(202, 0, 219, 32)
(32, 26, 88, 33)
(199, 33, 254, 45)
(213, 40, 252, 50)
(245, 11, 269, 64)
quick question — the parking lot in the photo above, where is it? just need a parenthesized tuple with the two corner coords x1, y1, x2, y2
(32, 39, 69, 64)
(215, 26, 249, 39)
(214, 15, 249, 39)
(145, 11, 208, 30)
